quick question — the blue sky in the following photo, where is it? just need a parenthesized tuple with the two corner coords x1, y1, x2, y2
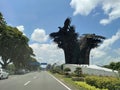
(0, 0, 120, 65)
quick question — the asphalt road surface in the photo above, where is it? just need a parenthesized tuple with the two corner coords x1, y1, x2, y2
(0, 71, 72, 90)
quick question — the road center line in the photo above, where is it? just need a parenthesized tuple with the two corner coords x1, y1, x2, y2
(24, 81, 31, 86)
(48, 72, 72, 90)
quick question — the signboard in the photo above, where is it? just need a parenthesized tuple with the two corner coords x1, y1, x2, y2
(40, 63, 47, 65)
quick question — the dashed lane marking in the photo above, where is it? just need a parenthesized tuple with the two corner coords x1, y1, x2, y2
(24, 81, 31, 86)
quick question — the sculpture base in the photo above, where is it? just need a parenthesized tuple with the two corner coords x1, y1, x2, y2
(63, 64, 118, 77)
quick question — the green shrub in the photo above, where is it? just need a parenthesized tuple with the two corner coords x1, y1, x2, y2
(75, 81, 108, 90)
(114, 80, 120, 90)
(64, 67, 71, 72)
(63, 67, 71, 78)
(74, 67, 83, 77)
(64, 74, 71, 78)
(72, 77, 84, 81)
(85, 76, 120, 90)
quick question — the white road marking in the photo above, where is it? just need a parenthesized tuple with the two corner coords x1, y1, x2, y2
(24, 81, 31, 86)
(48, 72, 72, 90)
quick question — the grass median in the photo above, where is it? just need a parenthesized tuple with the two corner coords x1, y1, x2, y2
(49, 72, 86, 90)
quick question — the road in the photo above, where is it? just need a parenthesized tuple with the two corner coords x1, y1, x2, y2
(0, 71, 72, 90)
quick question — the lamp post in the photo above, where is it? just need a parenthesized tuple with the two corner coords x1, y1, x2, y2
(90, 55, 93, 65)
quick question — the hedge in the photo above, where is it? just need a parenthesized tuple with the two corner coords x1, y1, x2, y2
(75, 81, 108, 90)
(72, 77, 84, 81)
(85, 76, 120, 90)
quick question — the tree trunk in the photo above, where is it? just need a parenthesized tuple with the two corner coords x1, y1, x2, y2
(2, 62, 8, 69)
(64, 48, 71, 64)
(1, 59, 12, 69)
(84, 48, 91, 65)
(64, 44, 80, 64)
(72, 43, 81, 64)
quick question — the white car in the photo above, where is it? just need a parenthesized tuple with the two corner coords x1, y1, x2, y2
(0, 68, 9, 79)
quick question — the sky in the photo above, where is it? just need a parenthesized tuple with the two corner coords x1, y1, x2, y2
(0, 0, 120, 66)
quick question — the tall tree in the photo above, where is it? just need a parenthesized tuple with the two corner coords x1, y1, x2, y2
(0, 12, 35, 69)
(9, 27, 35, 70)
(0, 12, 11, 68)
(0, 12, 6, 27)
(79, 34, 105, 64)
(103, 62, 120, 70)
(50, 18, 80, 64)
(27, 57, 40, 71)
(0, 25, 31, 69)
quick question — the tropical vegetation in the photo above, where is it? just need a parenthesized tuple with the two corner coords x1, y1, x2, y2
(49, 62, 120, 90)
(0, 12, 39, 71)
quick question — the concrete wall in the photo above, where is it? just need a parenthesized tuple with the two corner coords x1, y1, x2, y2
(64, 64, 119, 77)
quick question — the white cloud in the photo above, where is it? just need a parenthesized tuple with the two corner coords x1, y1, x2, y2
(99, 19, 110, 25)
(91, 30, 120, 57)
(91, 56, 120, 65)
(31, 28, 48, 43)
(114, 48, 120, 55)
(91, 30, 120, 65)
(16, 25, 24, 32)
(16, 25, 26, 35)
(99, 30, 120, 49)
(70, 0, 120, 25)
(91, 49, 106, 59)
(29, 43, 64, 64)
(70, 0, 100, 16)
(100, 0, 120, 25)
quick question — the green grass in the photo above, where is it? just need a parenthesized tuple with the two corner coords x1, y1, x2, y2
(50, 73, 86, 90)
(49, 71, 120, 90)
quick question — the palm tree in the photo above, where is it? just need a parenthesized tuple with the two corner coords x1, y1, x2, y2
(79, 34, 105, 65)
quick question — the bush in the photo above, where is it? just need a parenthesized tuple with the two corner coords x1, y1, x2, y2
(64, 67, 71, 72)
(75, 81, 108, 90)
(7, 64, 15, 75)
(64, 74, 71, 78)
(72, 77, 84, 81)
(74, 67, 83, 77)
(85, 76, 120, 90)
(64, 67, 71, 78)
